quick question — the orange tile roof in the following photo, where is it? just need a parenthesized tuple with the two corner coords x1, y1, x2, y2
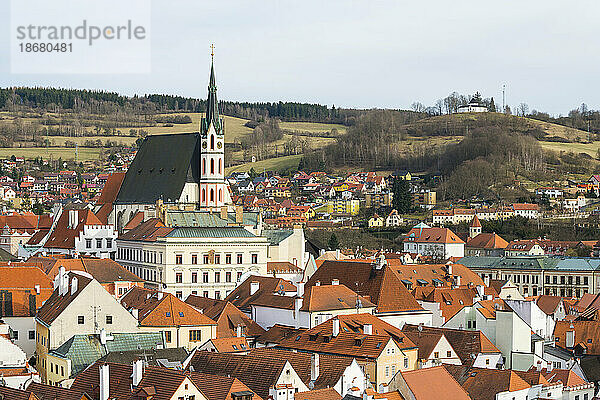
(121, 286, 216, 327)
(118, 218, 174, 242)
(0, 266, 53, 317)
(412, 286, 478, 321)
(401, 366, 472, 400)
(387, 263, 484, 288)
(300, 284, 375, 312)
(444, 365, 530, 400)
(466, 233, 508, 250)
(96, 172, 125, 205)
(44, 209, 105, 249)
(208, 337, 250, 353)
(36, 272, 93, 325)
(405, 227, 465, 244)
(294, 388, 341, 400)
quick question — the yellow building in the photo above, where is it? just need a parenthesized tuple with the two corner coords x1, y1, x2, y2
(325, 199, 360, 216)
(368, 214, 385, 228)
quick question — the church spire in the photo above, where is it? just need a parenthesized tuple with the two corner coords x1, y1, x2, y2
(204, 44, 221, 134)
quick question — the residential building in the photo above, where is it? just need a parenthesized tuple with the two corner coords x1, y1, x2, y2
(120, 286, 217, 350)
(0, 266, 53, 357)
(35, 269, 139, 384)
(388, 366, 472, 400)
(403, 226, 465, 259)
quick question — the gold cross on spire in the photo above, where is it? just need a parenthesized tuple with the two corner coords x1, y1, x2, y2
(210, 44, 215, 59)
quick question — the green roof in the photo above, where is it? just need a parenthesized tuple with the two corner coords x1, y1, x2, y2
(262, 229, 293, 245)
(166, 227, 257, 238)
(165, 210, 259, 228)
(50, 332, 164, 377)
(460, 255, 600, 271)
(115, 133, 199, 204)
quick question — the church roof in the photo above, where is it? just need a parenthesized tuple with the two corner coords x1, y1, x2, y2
(115, 133, 200, 205)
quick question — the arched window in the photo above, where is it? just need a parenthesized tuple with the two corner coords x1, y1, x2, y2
(210, 159, 214, 174)
(210, 189, 214, 202)
(202, 159, 206, 175)
(210, 135, 215, 150)
(218, 158, 222, 174)
(219, 189, 222, 202)
(202, 189, 205, 202)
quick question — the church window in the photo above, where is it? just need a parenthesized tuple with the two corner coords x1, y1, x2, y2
(202, 189, 205, 202)
(219, 158, 222, 174)
(210, 159, 214, 174)
(202, 159, 206, 174)
(210, 189, 214, 202)
(219, 189, 222, 202)
(211, 135, 215, 150)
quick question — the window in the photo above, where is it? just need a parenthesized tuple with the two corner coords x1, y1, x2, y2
(553, 276, 557, 284)
(29, 330, 35, 340)
(192, 290, 197, 295)
(13, 330, 18, 340)
(106, 238, 112, 248)
(226, 272, 232, 283)
(237, 272, 243, 282)
(78, 316, 84, 324)
(191, 254, 198, 264)
(385, 366, 389, 377)
(447, 351, 452, 357)
(237, 254, 243, 264)
(584, 277, 589, 285)
(434, 352, 439, 359)
(204, 254, 210, 264)
(215, 254, 220, 264)
(215, 291, 221, 299)
(191, 272, 197, 283)
(203, 291, 209, 297)
(176, 273, 183, 283)
(165, 331, 172, 343)
(106, 315, 113, 324)
(215, 272, 220, 283)
(96, 238, 103, 248)
(85, 239, 92, 249)
(189, 330, 202, 341)
(486, 359, 490, 365)
(176, 254, 183, 265)
(252, 254, 258, 264)
(61, 366, 64, 376)
(176, 291, 182, 299)
(226, 254, 232, 264)
(404, 358, 409, 368)
(203, 272, 209, 283)
(210, 159, 215, 174)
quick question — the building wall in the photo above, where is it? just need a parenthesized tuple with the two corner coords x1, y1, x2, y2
(45, 354, 71, 386)
(4, 316, 36, 357)
(375, 341, 417, 387)
(378, 310, 433, 330)
(138, 324, 216, 351)
(419, 335, 461, 368)
(75, 224, 117, 259)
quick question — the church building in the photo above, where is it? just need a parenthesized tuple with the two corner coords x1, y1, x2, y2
(112, 53, 305, 299)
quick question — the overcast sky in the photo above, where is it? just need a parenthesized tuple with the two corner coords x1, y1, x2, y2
(0, 0, 598, 115)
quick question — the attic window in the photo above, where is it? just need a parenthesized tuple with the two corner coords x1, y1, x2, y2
(159, 168, 163, 174)
(295, 335, 301, 341)
(166, 312, 171, 317)
(588, 339, 593, 343)
(171, 168, 176, 174)
(232, 345, 238, 350)
(376, 342, 382, 349)
(354, 338, 363, 346)
(179, 312, 184, 317)
(309, 334, 318, 341)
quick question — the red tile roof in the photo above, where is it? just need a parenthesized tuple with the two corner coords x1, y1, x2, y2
(0, 266, 53, 317)
(44, 209, 105, 249)
(400, 366, 472, 400)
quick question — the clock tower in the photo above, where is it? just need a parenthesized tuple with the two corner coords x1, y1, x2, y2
(199, 48, 230, 209)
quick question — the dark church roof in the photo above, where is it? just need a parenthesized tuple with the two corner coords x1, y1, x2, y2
(115, 133, 200, 204)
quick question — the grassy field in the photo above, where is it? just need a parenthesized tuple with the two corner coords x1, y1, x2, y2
(540, 140, 600, 157)
(0, 147, 103, 161)
(226, 154, 302, 174)
(279, 121, 347, 135)
(21, 135, 138, 147)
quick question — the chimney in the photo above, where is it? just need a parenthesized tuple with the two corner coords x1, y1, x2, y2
(296, 282, 305, 297)
(332, 318, 340, 337)
(294, 297, 303, 329)
(60, 270, 69, 296)
(157, 292, 164, 300)
(476, 285, 484, 298)
(131, 308, 139, 320)
(364, 324, 373, 335)
(447, 264, 453, 275)
(455, 275, 462, 287)
(378, 383, 388, 394)
(35, 285, 40, 295)
(547, 361, 553, 372)
(484, 275, 490, 287)
(315, 281, 320, 287)
(331, 279, 339, 286)
(68, 209, 78, 229)
(70, 276, 78, 295)
(535, 361, 542, 372)
(566, 329, 575, 348)
(99, 364, 109, 400)
(236, 324, 243, 337)
(220, 206, 228, 220)
(310, 353, 320, 382)
(235, 206, 243, 224)
(250, 281, 260, 296)
(132, 359, 144, 387)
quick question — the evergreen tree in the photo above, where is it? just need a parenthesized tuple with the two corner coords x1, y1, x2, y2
(488, 97, 496, 112)
(327, 233, 340, 250)
(392, 177, 412, 214)
(298, 157, 305, 171)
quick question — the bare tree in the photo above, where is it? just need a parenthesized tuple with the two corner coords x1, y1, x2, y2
(517, 103, 529, 117)
(411, 102, 426, 113)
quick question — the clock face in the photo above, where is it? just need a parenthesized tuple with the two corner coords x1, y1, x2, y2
(217, 141, 223, 149)
(202, 141, 207, 149)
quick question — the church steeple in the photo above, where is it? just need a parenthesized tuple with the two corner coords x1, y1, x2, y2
(202, 45, 222, 136)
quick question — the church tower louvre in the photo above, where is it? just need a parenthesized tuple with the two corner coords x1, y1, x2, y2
(198, 47, 230, 210)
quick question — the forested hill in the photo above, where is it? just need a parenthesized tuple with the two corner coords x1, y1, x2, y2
(0, 87, 340, 123)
